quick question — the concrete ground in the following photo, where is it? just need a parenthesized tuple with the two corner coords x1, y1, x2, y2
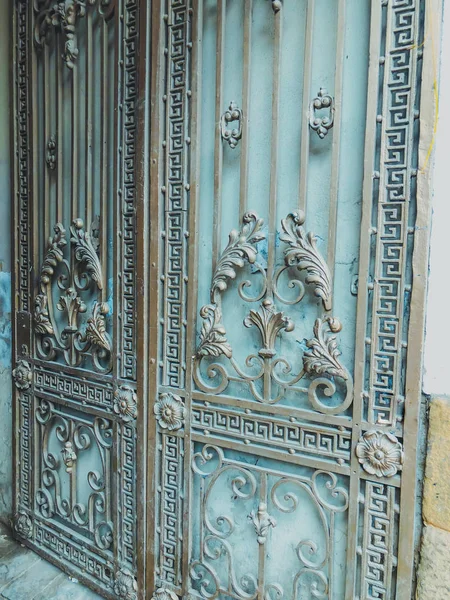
(0, 525, 102, 600)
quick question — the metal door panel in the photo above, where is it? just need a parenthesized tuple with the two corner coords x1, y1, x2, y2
(12, 1, 140, 598)
(150, 1, 427, 599)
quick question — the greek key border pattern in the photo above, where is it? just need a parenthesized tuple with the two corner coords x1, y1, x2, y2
(159, 0, 192, 389)
(118, 421, 137, 567)
(359, 482, 399, 599)
(34, 365, 114, 410)
(192, 403, 352, 467)
(19, 392, 32, 509)
(155, 433, 184, 591)
(366, 0, 422, 426)
(118, 0, 138, 380)
(15, 0, 31, 313)
(34, 519, 114, 587)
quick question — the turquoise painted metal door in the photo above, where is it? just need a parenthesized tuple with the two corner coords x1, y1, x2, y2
(150, 0, 428, 599)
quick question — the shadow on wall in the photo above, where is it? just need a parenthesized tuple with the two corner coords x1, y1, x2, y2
(0, 271, 11, 526)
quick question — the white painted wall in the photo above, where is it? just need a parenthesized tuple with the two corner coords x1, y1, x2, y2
(423, 2, 450, 396)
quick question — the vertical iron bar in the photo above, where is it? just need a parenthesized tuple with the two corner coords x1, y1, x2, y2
(101, 19, 108, 299)
(44, 44, 50, 238)
(86, 8, 94, 231)
(72, 66, 79, 220)
(345, 2, 383, 598)
(239, 0, 252, 220)
(298, 0, 315, 215)
(327, 0, 346, 287)
(212, 0, 226, 275)
(56, 31, 63, 224)
(266, 5, 282, 296)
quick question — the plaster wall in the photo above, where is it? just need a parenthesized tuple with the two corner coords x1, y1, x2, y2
(0, 0, 12, 527)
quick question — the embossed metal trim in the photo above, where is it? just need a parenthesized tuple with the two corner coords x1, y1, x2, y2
(309, 88, 335, 139)
(220, 101, 243, 149)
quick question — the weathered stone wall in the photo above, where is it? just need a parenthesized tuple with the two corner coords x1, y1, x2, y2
(416, 399, 450, 598)
(416, 1, 450, 597)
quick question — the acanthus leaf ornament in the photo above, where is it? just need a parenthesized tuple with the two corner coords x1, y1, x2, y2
(113, 568, 138, 600)
(113, 385, 137, 422)
(13, 360, 32, 391)
(303, 317, 347, 381)
(249, 502, 276, 544)
(151, 589, 179, 600)
(211, 211, 265, 301)
(196, 303, 232, 359)
(154, 393, 185, 431)
(70, 218, 103, 290)
(244, 298, 294, 358)
(33, 218, 112, 373)
(280, 212, 332, 311)
(14, 512, 33, 539)
(34, 1, 115, 70)
(194, 211, 353, 412)
(85, 302, 111, 351)
(356, 431, 404, 478)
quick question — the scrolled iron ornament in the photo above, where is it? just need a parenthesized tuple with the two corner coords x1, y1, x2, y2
(34, 0, 115, 69)
(280, 212, 332, 311)
(154, 392, 186, 431)
(33, 218, 111, 373)
(211, 211, 265, 301)
(13, 360, 32, 391)
(356, 430, 404, 478)
(194, 211, 353, 413)
(14, 512, 33, 539)
(114, 569, 138, 600)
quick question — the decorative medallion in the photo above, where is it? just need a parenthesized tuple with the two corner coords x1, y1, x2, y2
(13, 360, 32, 391)
(220, 101, 243, 149)
(356, 431, 404, 478)
(46, 135, 56, 170)
(113, 569, 138, 600)
(309, 88, 335, 139)
(151, 588, 179, 600)
(154, 393, 186, 431)
(14, 512, 33, 539)
(114, 385, 138, 422)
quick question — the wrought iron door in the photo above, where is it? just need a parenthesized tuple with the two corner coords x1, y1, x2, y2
(149, 1, 431, 599)
(12, 1, 142, 598)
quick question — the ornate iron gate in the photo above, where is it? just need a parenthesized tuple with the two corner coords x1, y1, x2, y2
(12, 1, 142, 598)
(12, 0, 435, 599)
